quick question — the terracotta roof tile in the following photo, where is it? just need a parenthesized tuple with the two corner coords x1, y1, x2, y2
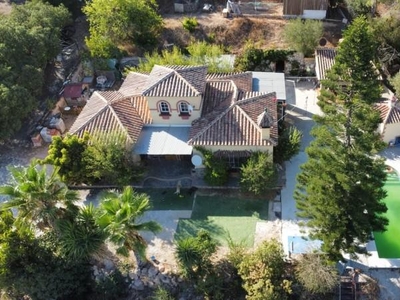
(206, 72, 253, 91)
(387, 106, 400, 124)
(142, 65, 206, 97)
(189, 92, 277, 146)
(374, 103, 390, 123)
(69, 91, 145, 143)
(315, 48, 337, 81)
(202, 80, 236, 116)
(119, 72, 149, 96)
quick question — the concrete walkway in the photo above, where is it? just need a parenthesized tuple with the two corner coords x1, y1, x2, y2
(280, 80, 321, 255)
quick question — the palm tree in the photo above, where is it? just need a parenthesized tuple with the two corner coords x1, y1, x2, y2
(57, 203, 107, 261)
(0, 159, 79, 230)
(97, 186, 161, 267)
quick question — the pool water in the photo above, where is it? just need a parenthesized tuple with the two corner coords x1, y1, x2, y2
(373, 171, 400, 259)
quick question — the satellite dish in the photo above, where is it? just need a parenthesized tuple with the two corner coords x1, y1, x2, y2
(191, 155, 202, 167)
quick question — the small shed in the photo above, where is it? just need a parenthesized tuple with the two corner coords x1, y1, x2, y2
(61, 83, 89, 107)
(283, 0, 328, 19)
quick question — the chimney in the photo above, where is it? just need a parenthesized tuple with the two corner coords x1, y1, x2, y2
(257, 108, 273, 141)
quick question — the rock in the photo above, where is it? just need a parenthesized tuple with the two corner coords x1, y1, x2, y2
(171, 278, 178, 287)
(177, 276, 184, 283)
(92, 266, 99, 277)
(154, 276, 161, 285)
(162, 277, 171, 285)
(103, 259, 115, 271)
(159, 265, 166, 273)
(132, 279, 145, 291)
(148, 280, 155, 289)
(140, 267, 148, 277)
(148, 266, 159, 278)
(129, 272, 138, 280)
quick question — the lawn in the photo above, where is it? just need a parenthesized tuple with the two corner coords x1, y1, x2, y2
(138, 188, 194, 210)
(175, 194, 270, 247)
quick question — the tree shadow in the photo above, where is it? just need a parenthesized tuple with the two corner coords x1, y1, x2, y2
(175, 218, 226, 242)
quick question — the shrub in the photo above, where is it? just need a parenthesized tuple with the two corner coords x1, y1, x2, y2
(196, 147, 229, 186)
(238, 240, 292, 300)
(274, 125, 303, 163)
(295, 254, 338, 295)
(182, 17, 198, 33)
(283, 18, 323, 57)
(240, 151, 276, 195)
(91, 268, 129, 300)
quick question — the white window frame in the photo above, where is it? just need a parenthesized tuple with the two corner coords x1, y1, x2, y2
(179, 102, 190, 115)
(159, 101, 170, 114)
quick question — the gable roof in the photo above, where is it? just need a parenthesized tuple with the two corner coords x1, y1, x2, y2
(206, 72, 253, 92)
(315, 48, 337, 81)
(69, 91, 146, 143)
(142, 65, 207, 97)
(189, 92, 278, 147)
(119, 72, 149, 96)
(375, 102, 400, 125)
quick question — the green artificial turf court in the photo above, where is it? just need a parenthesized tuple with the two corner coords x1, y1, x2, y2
(373, 172, 400, 259)
(175, 194, 269, 247)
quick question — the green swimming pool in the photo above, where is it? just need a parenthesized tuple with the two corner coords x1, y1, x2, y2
(373, 170, 400, 259)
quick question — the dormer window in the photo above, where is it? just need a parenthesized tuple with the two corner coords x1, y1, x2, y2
(179, 102, 190, 115)
(159, 101, 170, 115)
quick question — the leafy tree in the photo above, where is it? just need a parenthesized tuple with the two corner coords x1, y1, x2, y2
(97, 186, 161, 267)
(283, 18, 323, 57)
(238, 240, 292, 300)
(234, 44, 295, 72)
(274, 126, 303, 163)
(44, 131, 143, 185)
(44, 134, 89, 184)
(390, 72, 400, 94)
(0, 84, 35, 139)
(57, 204, 107, 260)
(240, 151, 276, 195)
(83, 130, 143, 185)
(295, 254, 338, 295)
(196, 147, 229, 186)
(295, 17, 388, 261)
(0, 160, 79, 230)
(134, 41, 233, 73)
(0, 212, 92, 300)
(0, 1, 70, 139)
(345, 0, 375, 16)
(83, 0, 163, 58)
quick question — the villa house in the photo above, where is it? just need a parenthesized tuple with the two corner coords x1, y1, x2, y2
(69, 65, 279, 168)
(315, 48, 400, 145)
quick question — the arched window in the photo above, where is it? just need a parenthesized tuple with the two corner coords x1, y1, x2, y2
(179, 102, 190, 115)
(159, 101, 170, 115)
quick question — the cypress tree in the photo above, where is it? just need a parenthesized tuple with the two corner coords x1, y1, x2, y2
(295, 17, 388, 261)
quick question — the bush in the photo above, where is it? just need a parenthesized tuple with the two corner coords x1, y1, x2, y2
(295, 254, 338, 295)
(274, 125, 303, 163)
(238, 240, 292, 300)
(240, 151, 276, 195)
(91, 268, 129, 300)
(182, 17, 198, 33)
(390, 72, 400, 95)
(283, 18, 323, 57)
(0, 224, 93, 300)
(196, 147, 229, 186)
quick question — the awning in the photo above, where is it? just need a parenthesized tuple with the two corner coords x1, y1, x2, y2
(134, 126, 192, 155)
(213, 150, 252, 158)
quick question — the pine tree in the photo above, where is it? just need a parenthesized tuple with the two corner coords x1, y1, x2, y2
(295, 17, 388, 261)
